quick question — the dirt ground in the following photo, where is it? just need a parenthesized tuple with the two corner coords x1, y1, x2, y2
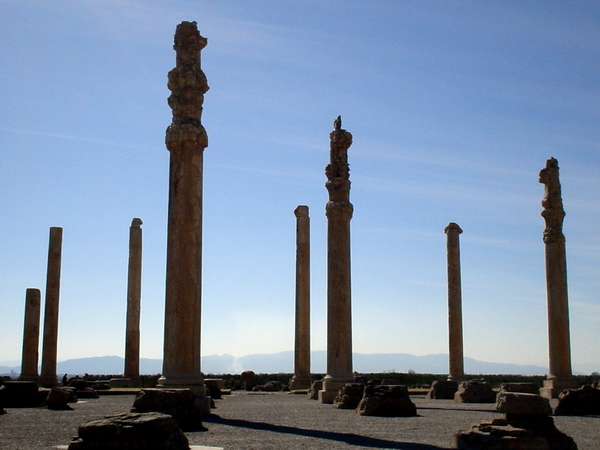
(1, 392, 598, 449)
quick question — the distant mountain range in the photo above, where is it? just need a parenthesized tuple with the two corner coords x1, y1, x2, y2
(1, 351, 578, 376)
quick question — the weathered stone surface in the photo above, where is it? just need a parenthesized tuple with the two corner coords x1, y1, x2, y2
(539, 158, 573, 399)
(334, 383, 364, 409)
(47, 387, 75, 410)
(445, 223, 464, 380)
(20, 288, 41, 382)
(40, 227, 63, 387)
(357, 384, 417, 417)
(124, 218, 143, 380)
(426, 380, 458, 400)
(0, 381, 45, 407)
(308, 380, 322, 400)
(321, 116, 355, 404)
(67, 412, 189, 450)
(455, 416, 577, 450)
(159, 21, 209, 392)
(240, 371, 256, 391)
(76, 387, 99, 399)
(496, 392, 552, 416)
(555, 384, 600, 416)
(455, 380, 496, 403)
(498, 382, 539, 394)
(131, 389, 207, 430)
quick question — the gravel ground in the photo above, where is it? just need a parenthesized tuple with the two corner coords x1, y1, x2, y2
(0, 393, 598, 449)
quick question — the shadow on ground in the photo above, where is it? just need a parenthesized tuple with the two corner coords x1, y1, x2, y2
(204, 415, 450, 449)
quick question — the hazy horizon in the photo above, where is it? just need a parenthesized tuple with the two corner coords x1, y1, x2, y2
(1, 1, 599, 372)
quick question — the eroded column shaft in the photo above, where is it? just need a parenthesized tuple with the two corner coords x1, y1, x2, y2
(445, 223, 464, 380)
(20, 288, 41, 381)
(40, 227, 63, 387)
(159, 21, 208, 390)
(124, 218, 143, 379)
(291, 206, 310, 389)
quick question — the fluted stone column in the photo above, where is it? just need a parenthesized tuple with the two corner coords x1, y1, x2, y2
(40, 227, 63, 387)
(445, 223, 464, 381)
(289, 205, 311, 390)
(20, 288, 41, 381)
(319, 116, 354, 404)
(158, 21, 208, 393)
(538, 157, 574, 399)
(124, 218, 143, 381)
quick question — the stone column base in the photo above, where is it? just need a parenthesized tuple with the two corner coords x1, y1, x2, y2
(289, 375, 311, 391)
(318, 376, 353, 404)
(38, 375, 58, 388)
(157, 376, 206, 396)
(539, 377, 576, 399)
(18, 375, 39, 383)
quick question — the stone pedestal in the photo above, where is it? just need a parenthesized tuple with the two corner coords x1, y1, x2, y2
(124, 218, 143, 383)
(538, 158, 573, 399)
(289, 205, 311, 390)
(319, 116, 354, 404)
(40, 227, 63, 387)
(20, 288, 41, 382)
(158, 21, 209, 394)
(445, 222, 464, 381)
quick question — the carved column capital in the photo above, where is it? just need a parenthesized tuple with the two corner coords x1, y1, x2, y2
(166, 21, 208, 155)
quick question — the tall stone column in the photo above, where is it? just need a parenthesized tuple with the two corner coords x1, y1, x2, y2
(20, 288, 41, 381)
(124, 218, 143, 381)
(158, 21, 208, 392)
(40, 226, 63, 387)
(319, 116, 354, 404)
(538, 157, 574, 399)
(445, 223, 464, 381)
(289, 205, 311, 390)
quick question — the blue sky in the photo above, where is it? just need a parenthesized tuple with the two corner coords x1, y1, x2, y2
(1, 0, 599, 373)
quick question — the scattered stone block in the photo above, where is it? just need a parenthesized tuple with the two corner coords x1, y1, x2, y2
(496, 392, 552, 416)
(47, 387, 75, 410)
(67, 412, 189, 450)
(457, 391, 577, 449)
(357, 384, 417, 417)
(334, 383, 364, 409)
(498, 382, 539, 394)
(109, 378, 138, 388)
(204, 380, 222, 399)
(455, 416, 577, 450)
(454, 380, 496, 403)
(240, 371, 256, 391)
(0, 381, 45, 407)
(76, 387, 99, 399)
(308, 380, 322, 400)
(555, 384, 600, 416)
(204, 378, 225, 390)
(131, 389, 207, 431)
(426, 380, 458, 399)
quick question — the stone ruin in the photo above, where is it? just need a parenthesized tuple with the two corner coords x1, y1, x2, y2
(456, 392, 577, 450)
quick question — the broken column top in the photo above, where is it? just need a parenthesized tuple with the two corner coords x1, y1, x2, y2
(330, 115, 353, 154)
(174, 21, 207, 54)
(131, 218, 143, 228)
(294, 205, 309, 218)
(445, 223, 463, 234)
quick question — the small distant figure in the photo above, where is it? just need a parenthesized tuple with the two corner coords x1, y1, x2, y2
(62, 373, 68, 385)
(333, 115, 342, 131)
